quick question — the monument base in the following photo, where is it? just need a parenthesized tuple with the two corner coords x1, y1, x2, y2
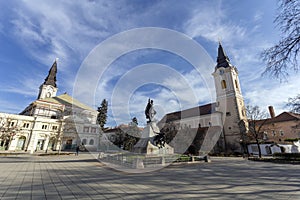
(133, 121, 174, 156)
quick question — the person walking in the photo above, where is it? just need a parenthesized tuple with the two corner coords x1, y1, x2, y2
(75, 145, 80, 156)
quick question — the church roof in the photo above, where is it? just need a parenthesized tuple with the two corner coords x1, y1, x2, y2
(42, 93, 95, 111)
(160, 103, 217, 123)
(216, 42, 232, 68)
(43, 60, 57, 87)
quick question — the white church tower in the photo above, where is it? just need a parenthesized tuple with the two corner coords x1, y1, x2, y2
(37, 60, 58, 99)
(212, 43, 247, 152)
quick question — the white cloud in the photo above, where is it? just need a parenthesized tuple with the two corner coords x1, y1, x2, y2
(244, 73, 300, 115)
(183, 3, 246, 43)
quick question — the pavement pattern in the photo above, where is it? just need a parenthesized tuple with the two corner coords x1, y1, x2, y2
(0, 153, 299, 200)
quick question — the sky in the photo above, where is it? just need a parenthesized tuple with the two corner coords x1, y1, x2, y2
(0, 0, 299, 127)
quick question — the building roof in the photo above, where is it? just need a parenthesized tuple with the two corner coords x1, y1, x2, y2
(43, 60, 57, 87)
(42, 93, 95, 111)
(160, 103, 216, 123)
(256, 112, 300, 125)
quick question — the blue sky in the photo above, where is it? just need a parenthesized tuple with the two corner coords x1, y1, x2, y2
(0, 0, 299, 126)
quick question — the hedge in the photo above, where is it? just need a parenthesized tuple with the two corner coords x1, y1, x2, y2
(273, 153, 300, 160)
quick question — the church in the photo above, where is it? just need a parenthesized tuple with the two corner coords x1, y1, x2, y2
(159, 43, 248, 153)
(0, 61, 100, 153)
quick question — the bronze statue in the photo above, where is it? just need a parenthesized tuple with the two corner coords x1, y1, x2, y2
(145, 98, 156, 122)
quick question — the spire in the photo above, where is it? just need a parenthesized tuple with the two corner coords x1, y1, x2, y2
(216, 42, 231, 68)
(43, 60, 57, 87)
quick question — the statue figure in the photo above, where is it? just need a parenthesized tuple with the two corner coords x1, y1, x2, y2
(145, 98, 156, 123)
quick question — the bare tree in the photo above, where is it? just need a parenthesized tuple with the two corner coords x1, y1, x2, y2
(287, 94, 300, 113)
(261, 0, 300, 80)
(246, 105, 268, 158)
(0, 117, 21, 150)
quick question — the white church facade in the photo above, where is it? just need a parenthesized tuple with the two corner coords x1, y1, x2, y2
(0, 61, 100, 153)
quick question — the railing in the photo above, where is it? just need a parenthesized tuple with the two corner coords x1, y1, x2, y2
(99, 153, 206, 169)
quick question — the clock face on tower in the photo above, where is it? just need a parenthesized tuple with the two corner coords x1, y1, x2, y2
(47, 86, 54, 93)
(42, 85, 55, 98)
(219, 69, 224, 75)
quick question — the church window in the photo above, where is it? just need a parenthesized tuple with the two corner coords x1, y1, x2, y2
(23, 123, 30, 128)
(235, 80, 239, 90)
(91, 127, 96, 133)
(9, 121, 15, 127)
(226, 112, 231, 116)
(83, 127, 89, 133)
(82, 139, 87, 145)
(52, 126, 58, 130)
(89, 139, 94, 145)
(42, 125, 48, 130)
(221, 80, 227, 89)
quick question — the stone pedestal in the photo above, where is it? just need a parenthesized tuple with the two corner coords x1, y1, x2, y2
(133, 121, 174, 155)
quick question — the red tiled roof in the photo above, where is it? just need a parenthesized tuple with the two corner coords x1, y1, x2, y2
(255, 112, 300, 125)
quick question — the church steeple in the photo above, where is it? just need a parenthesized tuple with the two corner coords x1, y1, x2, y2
(43, 60, 57, 87)
(216, 42, 231, 68)
(212, 43, 247, 153)
(37, 60, 58, 99)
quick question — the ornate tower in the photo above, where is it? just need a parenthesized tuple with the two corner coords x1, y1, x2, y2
(37, 60, 58, 99)
(212, 43, 247, 152)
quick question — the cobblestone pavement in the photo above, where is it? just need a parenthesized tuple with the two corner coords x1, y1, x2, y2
(0, 153, 299, 200)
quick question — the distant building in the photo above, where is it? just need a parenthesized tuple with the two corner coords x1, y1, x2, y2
(247, 106, 300, 155)
(256, 107, 300, 143)
(0, 61, 100, 153)
(159, 43, 248, 154)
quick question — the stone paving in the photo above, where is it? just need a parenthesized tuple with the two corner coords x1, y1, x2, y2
(0, 153, 300, 200)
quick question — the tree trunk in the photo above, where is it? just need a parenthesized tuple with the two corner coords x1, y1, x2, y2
(255, 138, 262, 158)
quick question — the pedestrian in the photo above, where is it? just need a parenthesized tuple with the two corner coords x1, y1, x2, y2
(75, 145, 80, 156)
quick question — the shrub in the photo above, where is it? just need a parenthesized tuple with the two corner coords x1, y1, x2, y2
(273, 153, 300, 160)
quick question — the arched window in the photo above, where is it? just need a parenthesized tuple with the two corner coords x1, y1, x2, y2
(82, 139, 87, 145)
(235, 79, 239, 89)
(89, 139, 94, 145)
(265, 146, 272, 155)
(221, 80, 227, 89)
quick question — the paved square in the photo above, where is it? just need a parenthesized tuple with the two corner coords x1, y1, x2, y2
(0, 153, 299, 199)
